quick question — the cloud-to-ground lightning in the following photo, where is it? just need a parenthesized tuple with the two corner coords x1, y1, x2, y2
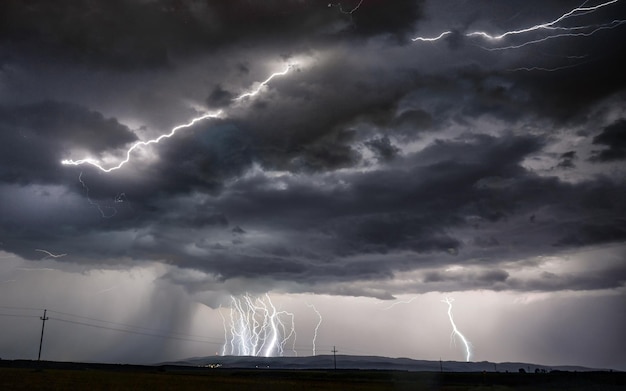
(306, 303, 323, 356)
(412, 0, 625, 50)
(442, 297, 472, 362)
(221, 294, 297, 357)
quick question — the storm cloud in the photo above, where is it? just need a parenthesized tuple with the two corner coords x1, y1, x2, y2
(0, 0, 624, 370)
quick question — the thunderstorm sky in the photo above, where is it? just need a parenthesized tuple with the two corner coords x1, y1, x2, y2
(0, 0, 625, 370)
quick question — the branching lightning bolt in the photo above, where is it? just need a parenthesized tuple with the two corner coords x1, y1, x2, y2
(62, 111, 222, 173)
(221, 293, 298, 357)
(306, 303, 323, 356)
(328, 0, 364, 15)
(466, 0, 622, 41)
(78, 172, 117, 218)
(61, 62, 297, 173)
(442, 297, 472, 362)
(411, 0, 625, 49)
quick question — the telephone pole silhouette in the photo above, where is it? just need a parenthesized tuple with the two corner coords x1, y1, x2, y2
(38, 309, 48, 361)
(332, 346, 337, 370)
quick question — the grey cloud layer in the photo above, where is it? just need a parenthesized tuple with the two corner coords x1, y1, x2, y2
(0, 0, 625, 297)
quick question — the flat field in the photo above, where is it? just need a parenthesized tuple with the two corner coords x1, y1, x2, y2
(0, 361, 624, 390)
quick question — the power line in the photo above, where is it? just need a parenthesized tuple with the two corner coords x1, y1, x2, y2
(0, 305, 44, 312)
(0, 313, 40, 319)
(46, 309, 223, 342)
(49, 317, 223, 346)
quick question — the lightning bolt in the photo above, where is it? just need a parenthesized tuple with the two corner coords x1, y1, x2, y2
(442, 297, 472, 362)
(232, 64, 294, 102)
(78, 172, 117, 218)
(328, 0, 364, 15)
(383, 296, 418, 310)
(466, 0, 622, 41)
(221, 293, 298, 357)
(412, 0, 625, 49)
(411, 31, 452, 42)
(61, 62, 299, 173)
(34, 249, 67, 259)
(62, 111, 222, 173)
(306, 303, 323, 356)
(507, 62, 591, 72)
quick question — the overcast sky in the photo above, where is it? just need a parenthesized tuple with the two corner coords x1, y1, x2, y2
(0, 0, 625, 370)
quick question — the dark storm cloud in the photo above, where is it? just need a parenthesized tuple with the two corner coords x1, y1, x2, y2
(556, 150, 576, 169)
(554, 220, 626, 247)
(0, 0, 423, 70)
(206, 85, 235, 108)
(350, 0, 423, 39)
(590, 119, 626, 162)
(0, 0, 625, 298)
(364, 136, 400, 161)
(0, 101, 136, 183)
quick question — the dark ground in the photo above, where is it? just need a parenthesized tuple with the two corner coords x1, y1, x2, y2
(0, 359, 624, 390)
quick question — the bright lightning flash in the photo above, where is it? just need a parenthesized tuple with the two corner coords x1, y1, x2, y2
(442, 297, 472, 362)
(306, 303, 323, 356)
(62, 111, 222, 173)
(232, 64, 295, 102)
(221, 294, 297, 357)
(411, 31, 452, 42)
(412, 0, 625, 49)
(61, 61, 299, 173)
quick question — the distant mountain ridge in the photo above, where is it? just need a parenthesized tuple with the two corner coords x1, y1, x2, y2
(161, 355, 607, 373)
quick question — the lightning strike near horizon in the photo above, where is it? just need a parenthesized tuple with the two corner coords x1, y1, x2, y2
(442, 297, 472, 362)
(306, 303, 323, 356)
(221, 294, 297, 357)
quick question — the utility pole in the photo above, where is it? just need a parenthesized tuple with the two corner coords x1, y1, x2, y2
(332, 346, 337, 370)
(38, 309, 48, 361)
